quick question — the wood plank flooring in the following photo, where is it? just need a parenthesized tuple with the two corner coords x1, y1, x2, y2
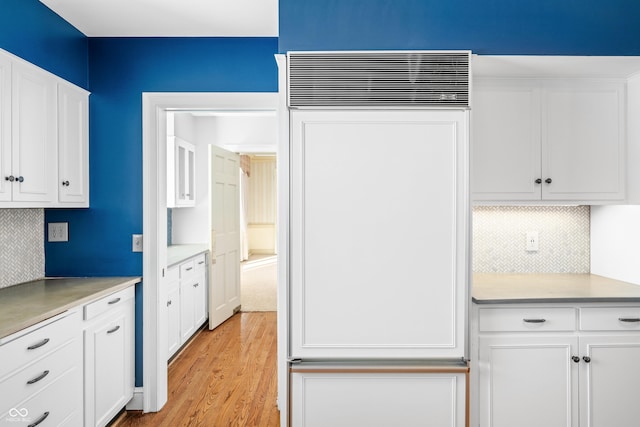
(114, 312, 280, 427)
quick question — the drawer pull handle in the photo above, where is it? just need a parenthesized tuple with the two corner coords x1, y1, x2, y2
(107, 325, 121, 334)
(27, 338, 50, 350)
(193, 283, 199, 288)
(571, 356, 580, 363)
(28, 411, 49, 427)
(167, 300, 172, 307)
(108, 297, 121, 305)
(618, 317, 640, 323)
(185, 267, 193, 271)
(27, 370, 50, 385)
(583, 356, 591, 363)
(523, 318, 546, 323)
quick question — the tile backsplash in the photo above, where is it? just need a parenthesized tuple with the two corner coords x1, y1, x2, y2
(473, 206, 590, 273)
(0, 209, 44, 288)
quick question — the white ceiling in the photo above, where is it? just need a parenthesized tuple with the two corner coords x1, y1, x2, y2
(39, 0, 278, 37)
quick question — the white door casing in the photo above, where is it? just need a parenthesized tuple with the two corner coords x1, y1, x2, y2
(209, 145, 241, 329)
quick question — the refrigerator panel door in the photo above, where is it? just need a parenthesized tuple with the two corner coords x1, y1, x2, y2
(290, 110, 469, 359)
(291, 370, 467, 427)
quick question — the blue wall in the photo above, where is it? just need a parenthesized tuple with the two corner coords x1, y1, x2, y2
(0, 0, 87, 87)
(279, 0, 640, 54)
(45, 37, 279, 385)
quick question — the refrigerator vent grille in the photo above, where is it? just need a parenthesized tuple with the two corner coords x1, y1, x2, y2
(288, 51, 470, 108)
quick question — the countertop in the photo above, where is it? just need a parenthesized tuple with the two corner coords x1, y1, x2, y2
(0, 276, 141, 340)
(473, 273, 640, 304)
(167, 244, 210, 267)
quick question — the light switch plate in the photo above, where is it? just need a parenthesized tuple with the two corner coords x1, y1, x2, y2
(132, 234, 143, 252)
(48, 222, 69, 242)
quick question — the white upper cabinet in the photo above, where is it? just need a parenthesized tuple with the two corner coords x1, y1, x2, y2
(0, 54, 10, 202)
(58, 81, 89, 206)
(0, 48, 90, 208)
(472, 78, 625, 203)
(167, 136, 196, 208)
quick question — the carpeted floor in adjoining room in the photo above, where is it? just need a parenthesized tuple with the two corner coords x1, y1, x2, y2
(241, 255, 277, 312)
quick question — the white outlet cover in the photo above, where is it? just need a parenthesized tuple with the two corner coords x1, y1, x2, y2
(48, 222, 69, 242)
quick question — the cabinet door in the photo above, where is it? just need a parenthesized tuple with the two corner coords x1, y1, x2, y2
(472, 80, 542, 201)
(11, 60, 56, 203)
(192, 268, 208, 328)
(291, 371, 467, 427)
(175, 138, 195, 206)
(84, 298, 134, 427)
(167, 284, 181, 358)
(58, 82, 89, 205)
(180, 277, 196, 342)
(542, 81, 625, 201)
(579, 335, 640, 427)
(290, 110, 468, 359)
(0, 53, 11, 202)
(479, 335, 578, 427)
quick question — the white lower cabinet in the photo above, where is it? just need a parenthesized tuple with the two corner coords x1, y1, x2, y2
(476, 304, 640, 427)
(291, 367, 467, 427)
(168, 252, 208, 359)
(83, 286, 135, 427)
(0, 310, 83, 427)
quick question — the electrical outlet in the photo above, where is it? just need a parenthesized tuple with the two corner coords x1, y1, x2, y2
(48, 222, 69, 242)
(526, 231, 539, 252)
(132, 234, 143, 252)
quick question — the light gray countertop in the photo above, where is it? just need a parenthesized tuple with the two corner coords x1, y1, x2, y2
(167, 244, 209, 267)
(473, 273, 640, 304)
(0, 277, 141, 340)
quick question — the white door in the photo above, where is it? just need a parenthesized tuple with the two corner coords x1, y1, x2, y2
(471, 80, 542, 201)
(11, 60, 56, 202)
(0, 53, 11, 202)
(479, 335, 579, 427)
(579, 335, 640, 427)
(209, 145, 241, 329)
(290, 110, 469, 359)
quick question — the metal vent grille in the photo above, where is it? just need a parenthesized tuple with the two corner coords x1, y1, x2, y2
(288, 51, 470, 108)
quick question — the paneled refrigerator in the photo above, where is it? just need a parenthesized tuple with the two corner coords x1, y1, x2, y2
(286, 51, 471, 427)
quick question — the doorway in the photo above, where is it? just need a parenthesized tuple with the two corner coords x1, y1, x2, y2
(141, 93, 283, 414)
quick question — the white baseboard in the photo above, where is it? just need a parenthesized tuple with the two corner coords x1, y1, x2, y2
(126, 387, 145, 410)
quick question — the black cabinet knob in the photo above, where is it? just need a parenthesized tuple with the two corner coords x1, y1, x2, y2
(17, 176, 24, 183)
(5, 175, 14, 182)
(583, 356, 591, 363)
(571, 356, 580, 363)
(535, 178, 542, 184)
(62, 180, 70, 186)
(545, 178, 552, 184)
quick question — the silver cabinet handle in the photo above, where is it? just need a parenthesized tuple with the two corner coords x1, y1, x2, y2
(108, 297, 121, 305)
(107, 325, 121, 334)
(619, 317, 640, 323)
(27, 338, 50, 350)
(523, 318, 546, 323)
(28, 412, 49, 427)
(27, 370, 50, 385)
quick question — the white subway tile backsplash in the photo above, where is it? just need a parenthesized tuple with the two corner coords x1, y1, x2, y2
(0, 209, 44, 288)
(473, 206, 590, 273)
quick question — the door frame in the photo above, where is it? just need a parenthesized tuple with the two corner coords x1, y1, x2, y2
(141, 91, 286, 422)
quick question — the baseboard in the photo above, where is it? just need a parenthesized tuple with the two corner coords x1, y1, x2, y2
(126, 387, 144, 410)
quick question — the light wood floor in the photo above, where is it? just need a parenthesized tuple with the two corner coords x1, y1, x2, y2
(114, 312, 280, 427)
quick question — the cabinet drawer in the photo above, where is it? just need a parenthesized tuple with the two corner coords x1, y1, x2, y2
(580, 307, 640, 331)
(478, 307, 577, 332)
(0, 310, 81, 380)
(0, 363, 82, 427)
(166, 265, 179, 283)
(180, 259, 196, 278)
(194, 253, 207, 272)
(84, 286, 134, 321)
(0, 337, 81, 414)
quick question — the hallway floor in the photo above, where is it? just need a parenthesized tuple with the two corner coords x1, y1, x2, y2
(113, 312, 280, 426)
